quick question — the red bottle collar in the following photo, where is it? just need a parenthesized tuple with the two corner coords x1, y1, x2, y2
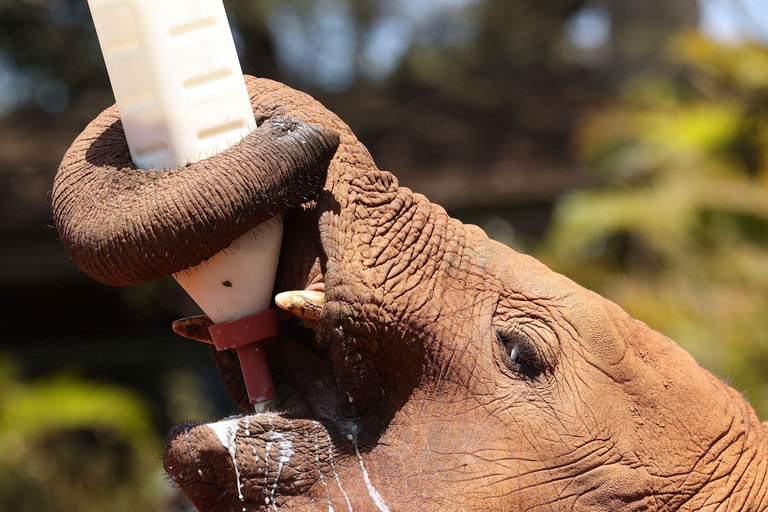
(208, 308, 279, 351)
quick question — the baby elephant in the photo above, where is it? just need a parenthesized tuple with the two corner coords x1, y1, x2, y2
(162, 77, 768, 511)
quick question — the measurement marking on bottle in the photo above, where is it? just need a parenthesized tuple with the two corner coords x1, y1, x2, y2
(169, 16, 218, 37)
(135, 141, 170, 157)
(183, 68, 232, 89)
(121, 91, 155, 109)
(105, 39, 140, 57)
(198, 118, 247, 140)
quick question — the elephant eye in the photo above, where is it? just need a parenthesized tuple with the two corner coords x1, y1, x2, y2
(495, 328, 544, 380)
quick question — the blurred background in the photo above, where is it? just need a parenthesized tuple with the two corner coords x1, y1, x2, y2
(2, 0, 768, 510)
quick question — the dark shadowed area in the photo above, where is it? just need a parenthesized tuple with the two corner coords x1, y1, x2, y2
(2, 0, 768, 510)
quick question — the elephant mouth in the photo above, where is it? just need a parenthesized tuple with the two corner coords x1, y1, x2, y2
(265, 320, 350, 426)
(164, 291, 363, 510)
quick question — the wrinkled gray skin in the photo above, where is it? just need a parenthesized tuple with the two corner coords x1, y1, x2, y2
(163, 77, 768, 511)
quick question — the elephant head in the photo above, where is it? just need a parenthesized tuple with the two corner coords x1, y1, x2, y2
(161, 77, 768, 511)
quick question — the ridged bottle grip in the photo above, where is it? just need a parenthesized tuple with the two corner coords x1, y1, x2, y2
(87, 0, 256, 170)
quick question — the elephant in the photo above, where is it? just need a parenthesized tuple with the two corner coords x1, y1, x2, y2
(159, 77, 768, 511)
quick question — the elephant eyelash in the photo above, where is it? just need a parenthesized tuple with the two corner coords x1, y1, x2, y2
(495, 328, 544, 380)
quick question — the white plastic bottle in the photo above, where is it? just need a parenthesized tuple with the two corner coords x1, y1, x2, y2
(88, 0, 280, 409)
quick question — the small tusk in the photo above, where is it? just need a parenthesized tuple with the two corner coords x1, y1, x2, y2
(172, 315, 214, 344)
(275, 290, 324, 322)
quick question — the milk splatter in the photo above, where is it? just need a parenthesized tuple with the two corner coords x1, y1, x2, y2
(353, 440, 389, 512)
(314, 432, 334, 512)
(271, 431, 295, 479)
(264, 439, 273, 509)
(208, 417, 245, 501)
(325, 430, 353, 512)
(265, 430, 295, 510)
(244, 416, 260, 463)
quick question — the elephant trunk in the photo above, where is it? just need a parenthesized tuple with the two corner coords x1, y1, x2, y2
(52, 111, 339, 286)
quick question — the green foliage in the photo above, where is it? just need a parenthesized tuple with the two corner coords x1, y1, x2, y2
(540, 32, 768, 418)
(0, 358, 172, 512)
